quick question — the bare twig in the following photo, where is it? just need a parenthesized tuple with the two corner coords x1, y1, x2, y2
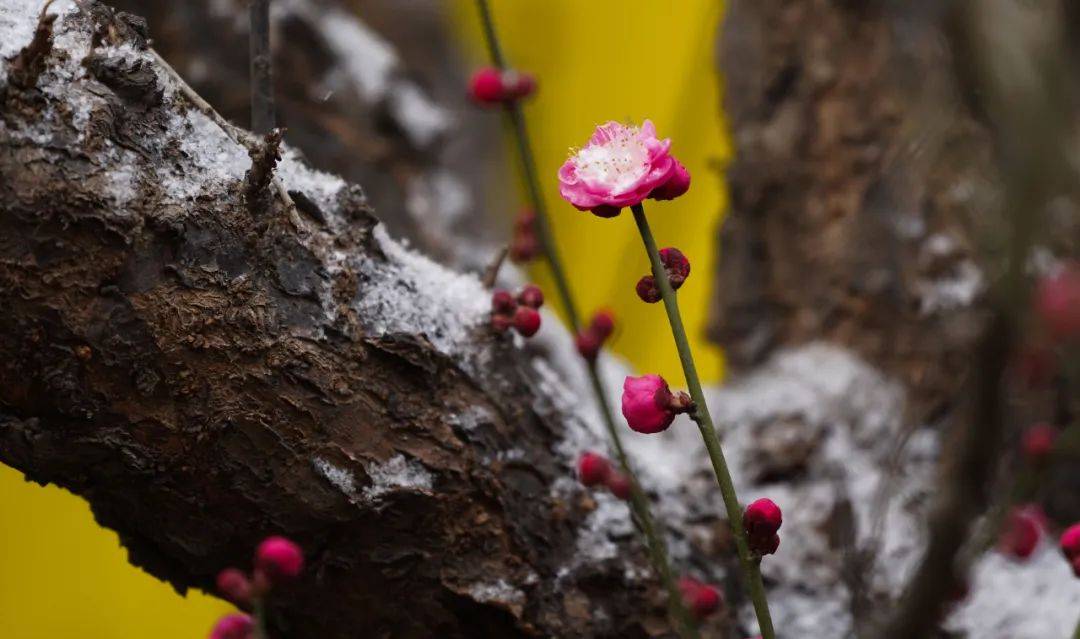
(7, 0, 57, 91)
(245, 128, 284, 214)
(249, 0, 274, 134)
(481, 245, 509, 289)
(148, 49, 297, 218)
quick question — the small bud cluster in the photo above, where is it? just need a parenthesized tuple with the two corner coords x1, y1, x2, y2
(575, 310, 616, 361)
(636, 248, 691, 304)
(678, 576, 722, 620)
(509, 209, 540, 263)
(577, 451, 631, 500)
(621, 374, 693, 434)
(209, 536, 304, 639)
(744, 498, 782, 557)
(491, 285, 544, 337)
(468, 67, 536, 106)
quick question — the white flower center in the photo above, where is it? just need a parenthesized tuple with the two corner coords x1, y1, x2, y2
(573, 126, 649, 194)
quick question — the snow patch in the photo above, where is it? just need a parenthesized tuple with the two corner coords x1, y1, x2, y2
(363, 454, 434, 500)
(313, 456, 358, 498)
(467, 579, 525, 607)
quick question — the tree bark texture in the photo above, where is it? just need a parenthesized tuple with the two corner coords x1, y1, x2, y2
(105, 0, 506, 270)
(712, 0, 1001, 419)
(0, 3, 670, 637)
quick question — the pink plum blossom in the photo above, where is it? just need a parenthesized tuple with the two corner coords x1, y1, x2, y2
(558, 120, 685, 216)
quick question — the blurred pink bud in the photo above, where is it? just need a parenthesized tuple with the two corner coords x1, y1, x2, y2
(208, 613, 254, 639)
(1022, 423, 1057, 464)
(215, 568, 252, 607)
(606, 471, 631, 500)
(1035, 263, 1080, 342)
(678, 576, 722, 619)
(468, 67, 505, 106)
(577, 452, 611, 487)
(650, 160, 691, 201)
(621, 374, 678, 434)
(255, 536, 304, 582)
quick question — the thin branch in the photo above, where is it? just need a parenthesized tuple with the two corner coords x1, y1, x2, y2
(249, 0, 274, 134)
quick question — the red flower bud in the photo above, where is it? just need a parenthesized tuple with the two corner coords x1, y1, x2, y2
(590, 205, 622, 218)
(209, 613, 254, 639)
(575, 330, 602, 361)
(1060, 523, 1080, 562)
(606, 471, 631, 500)
(659, 247, 691, 289)
(512, 306, 541, 337)
(635, 275, 661, 304)
(514, 208, 536, 231)
(1022, 423, 1057, 464)
(468, 67, 505, 106)
(509, 235, 539, 263)
(678, 576, 722, 620)
(1035, 263, 1080, 342)
(215, 568, 252, 607)
(517, 284, 544, 309)
(622, 374, 679, 433)
(999, 506, 1043, 560)
(744, 498, 783, 537)
(255, 536, 304, 583)
(491, 289, 516, 315)
(504, 70, 537, 100)
(749, 532, 780, 556)
(589, 310, 615, 340)
(491, 314, 512, 333)
(577, 452, 611, 487)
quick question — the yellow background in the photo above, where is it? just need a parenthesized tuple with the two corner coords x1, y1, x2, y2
(0, 2, 729, 636)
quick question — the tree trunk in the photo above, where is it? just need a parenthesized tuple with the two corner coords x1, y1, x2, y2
(0, 3, 666, 637)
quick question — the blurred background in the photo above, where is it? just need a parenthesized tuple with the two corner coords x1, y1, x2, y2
(0, 1, 729, 637)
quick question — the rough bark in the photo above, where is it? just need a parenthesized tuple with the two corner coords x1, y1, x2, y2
(0, 3, 667, 638)
(712, 0, 997, 420)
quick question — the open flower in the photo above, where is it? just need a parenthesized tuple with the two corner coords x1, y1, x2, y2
(558, 120, 681, 216)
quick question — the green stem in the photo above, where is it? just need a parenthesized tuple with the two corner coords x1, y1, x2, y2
(472, 2, 694, 636)
(253, 597, 269, 639)
(631, 203, 776, 639)
(1072, 614, 1080, 639)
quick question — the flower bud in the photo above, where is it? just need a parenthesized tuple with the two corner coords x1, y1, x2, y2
(659, 247, 691, 289)
(575, 330, 602, 361)
(678, 576, 722, 620)
(744, 498, 782, 538)
(209, 614, 254, 639)
(491, 314, 512, 333)
(1035, 263, 1080, 342)
(635, 276, 661, 304)
(621, 374, 679, 434)
(517, 284, 544, 309)
(468, 67, 505, 106)
(255, 536, 304, 583)
(491, 289, 516, 315)
(512, 306, 541, 337)
(589, 310, 616, 340)
(1060, 523, 1080, 562)
(503, 70, 537, 100)
(1022, 423, 1057, 464)
(606, 471, 631, 500)
(577, 452, 611, 487)
(999, 505, 1043, 560)
(215, 568, 252, 607)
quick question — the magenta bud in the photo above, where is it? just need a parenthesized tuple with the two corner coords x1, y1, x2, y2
(577, 452, 611, 486)
(512, 306, 541, 337)
(517, 284, 544, 309)
(255, 536, 304, 583)
(635, 275, 661, 304)
(215, 568, 252, 607)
